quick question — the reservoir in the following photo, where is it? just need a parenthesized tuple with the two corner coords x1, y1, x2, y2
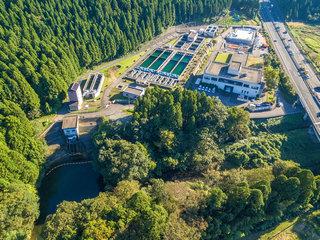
(38, 160, 101, 223)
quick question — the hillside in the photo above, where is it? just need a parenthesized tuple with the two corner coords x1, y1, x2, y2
(41, 88, 320, 239)
(278, 0, 320, 21)
(0, 0, 232, 117)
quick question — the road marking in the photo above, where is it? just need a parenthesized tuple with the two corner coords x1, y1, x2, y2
(261, 4, 320, 135)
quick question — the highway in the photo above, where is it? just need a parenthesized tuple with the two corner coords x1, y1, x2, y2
(260, 0, 320, 140)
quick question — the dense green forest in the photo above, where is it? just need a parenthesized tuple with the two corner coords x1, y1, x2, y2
(278, 0, 320, 21)
(0, 1, 261, 239)
(0, 0, 234, 117)
(41, 88, 320, 239)
(0, 101, 44, 239)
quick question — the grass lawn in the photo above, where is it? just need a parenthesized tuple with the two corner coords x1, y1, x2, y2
(31, 114, 56, 136)
(266, 90, 276, 103)
(257, 113, 308, 133)
(258, 217, 300, 240)
(109, 87, 128, 101)
(215, 52, 232, 63)
(246, 56, 264, 68)
(101, 53, 142, 78)
(287, 22, 320, 72)
(216, 11, 260, 26)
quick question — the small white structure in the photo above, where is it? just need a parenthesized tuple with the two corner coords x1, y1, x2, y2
(204, 25, 219, 38)
(83, 73, 105, 99)
(187, 30, 198, 42)
(122, 85, 146, 100)
(202, 52, 264, 99)
(68, 82, 83, 111)
(226, 27, 257, 46)
(62, 116, 79, 143)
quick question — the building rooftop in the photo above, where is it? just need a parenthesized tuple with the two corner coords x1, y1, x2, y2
(227, 27, 256, 42)
(206, 62, 262, 84)
(123, 86, 145, 96)
(69, 82, 80, 91)
(206, 25, 218, 32)
(62, 116, 79, 129)
(229, 61, 242, 72)
(205, 52, 263, 84)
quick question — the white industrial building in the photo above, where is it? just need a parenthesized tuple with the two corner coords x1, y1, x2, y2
(202, 52, 264, 99)
(68, 82, 83, 111)
(122, 85, 146, 100)
(62, 115, 79, 143)
(226, 27, 257, 46)
(83, 73, 105, 99)
(203, 25, 219, 38)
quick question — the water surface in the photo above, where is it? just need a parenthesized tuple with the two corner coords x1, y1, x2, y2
(38, 161, 101, 223)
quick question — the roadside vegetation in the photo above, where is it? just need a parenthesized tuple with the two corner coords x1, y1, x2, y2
(263, 38, 297, 103)
(287, 22, 320, 73)
(255, 113, 320, 172)
(258, 210, 320, 240)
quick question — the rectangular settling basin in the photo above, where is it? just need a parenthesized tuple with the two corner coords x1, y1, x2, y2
(140, 49, 164, 68)
(162, 53, 183, 73)
(172, 55, 192, 76)
(149, 50, 172, 70)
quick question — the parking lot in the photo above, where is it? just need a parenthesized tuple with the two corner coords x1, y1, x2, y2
(193, 81, 301, 118)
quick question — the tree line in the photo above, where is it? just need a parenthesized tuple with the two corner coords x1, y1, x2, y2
(0, 1, 258, 238)
(40, 88, 320, 239)
(278, 0, 320, 21)
(0, 101, 44, 239)
(0, 0, 234, 117)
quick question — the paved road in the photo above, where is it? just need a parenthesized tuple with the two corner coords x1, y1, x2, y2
(260, 0, 320, 139)
(42, 23, 210, 141)
(99, 23, 211, 108)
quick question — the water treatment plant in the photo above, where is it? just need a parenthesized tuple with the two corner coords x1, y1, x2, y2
(125, 30, 210, 88)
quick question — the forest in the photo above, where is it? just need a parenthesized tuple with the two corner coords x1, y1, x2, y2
(41, 88, 320, 239)
(0, 0, 234, 117)
(278, 0, 320, 21)
(0, 0, 262, 239)
(0, 100, 44, 239)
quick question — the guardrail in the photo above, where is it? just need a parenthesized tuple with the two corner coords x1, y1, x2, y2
(261, 15, 320, 139)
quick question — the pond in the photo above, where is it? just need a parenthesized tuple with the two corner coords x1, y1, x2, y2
(38, 159, 102, 223)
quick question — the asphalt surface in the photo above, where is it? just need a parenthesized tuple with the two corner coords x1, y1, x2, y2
(260, 0, 320, 139)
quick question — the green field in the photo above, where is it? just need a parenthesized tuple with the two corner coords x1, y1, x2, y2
(31, 114, 56, 136)
(288, 22, 320, 72)
(256, 114, 320, 172)
(101, 53, 142, 78)
(215, 10, 260, 26)
(215, 52, 232, 63)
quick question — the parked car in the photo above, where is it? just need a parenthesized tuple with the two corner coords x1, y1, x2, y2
(247, 102, 273, 112)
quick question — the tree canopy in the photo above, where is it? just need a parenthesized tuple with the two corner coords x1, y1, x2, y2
(0, 0, 234, 116)
(0, 101, 44, 239)
(278, 0, 320, 21)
